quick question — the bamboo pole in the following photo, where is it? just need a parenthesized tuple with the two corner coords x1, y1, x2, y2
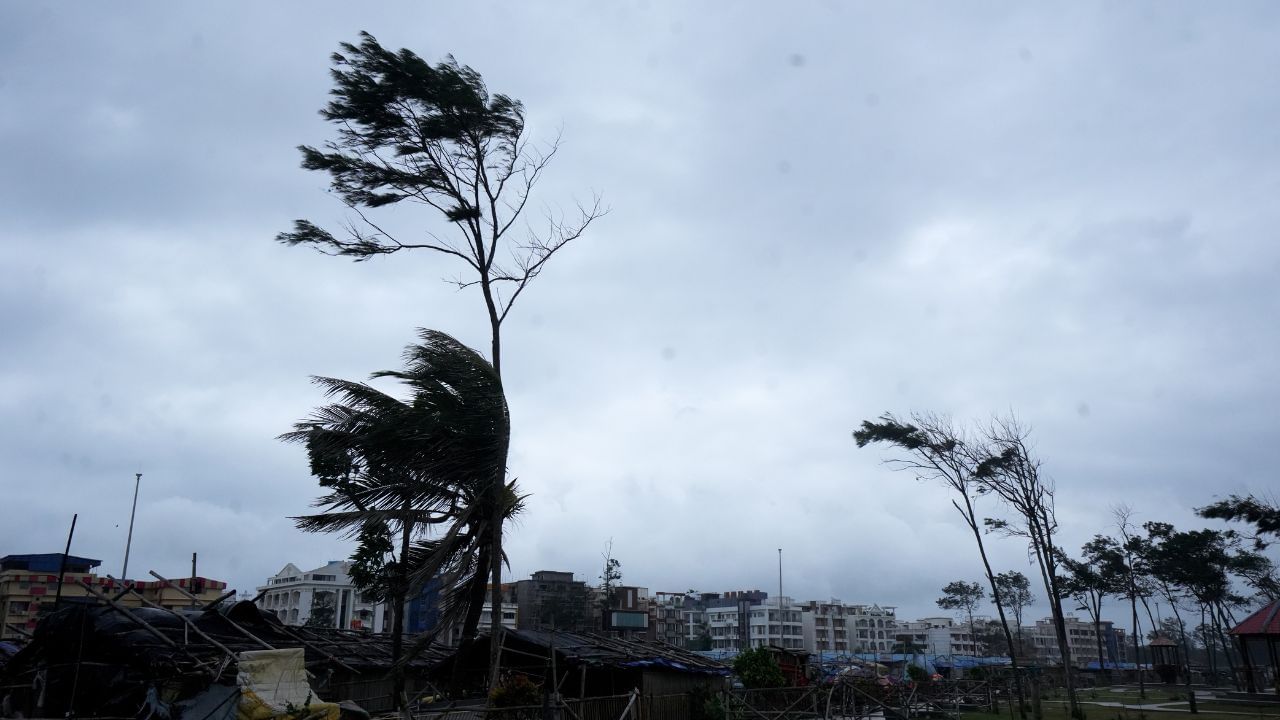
(112, 579, 236, 660)
(150, 571, 274, 651)
(74, 580, 210, 670)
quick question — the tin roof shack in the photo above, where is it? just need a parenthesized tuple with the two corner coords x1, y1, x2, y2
(0, 598, 448, 717)
(434, 628, 729, 701)
(764, 645, 811, 686)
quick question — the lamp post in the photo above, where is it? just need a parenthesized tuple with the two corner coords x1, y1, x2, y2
(121, 473, 141, 583)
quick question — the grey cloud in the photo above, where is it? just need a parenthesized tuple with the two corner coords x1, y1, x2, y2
(3, 1, 1279, 625)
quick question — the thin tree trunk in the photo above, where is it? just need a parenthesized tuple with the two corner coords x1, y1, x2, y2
(1212, 604, 1239, 689)
(1165, 597, 1198, 713)
(1027, 507, 1081, 719)
(1131, 593, 1146, 699)
(488, 503, 504, 692)
(478, 270, 508, 695)
(1092, 602, 1107, 684)
(957, 494, 1028, 719)
(391, 495, 413, 712)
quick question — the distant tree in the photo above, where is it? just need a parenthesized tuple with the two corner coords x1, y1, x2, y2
(854, 413, 1028, 718)
(599, 540, 623, 631)
(993, 571, 1035, 654)
(1060, 536, 1127, 677)
(689, 632, 713, 652)
(1134, 522, 1221, 710)
(732, 647, 786, 689)
(277, 31, 604, 691)
(937, 581, 986, 656)
(1198, 495, 1280, 549)
(976, 619, 1013, 658)
(892, 638, 928, 655)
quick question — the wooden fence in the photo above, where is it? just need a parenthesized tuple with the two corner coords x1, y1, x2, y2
(413, 690, 700, 720)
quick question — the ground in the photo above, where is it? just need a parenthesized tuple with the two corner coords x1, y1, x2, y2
(962, 686, 1280, 720)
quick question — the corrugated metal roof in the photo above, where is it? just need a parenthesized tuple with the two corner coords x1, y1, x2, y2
(0, 554, 102, 572)
(498, 628, 729, 674)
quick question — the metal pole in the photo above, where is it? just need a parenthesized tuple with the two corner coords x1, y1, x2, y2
(54, 513, 78, 609)
(190, 552, 198, 608)
(121, 473, 141, 583)
(778, 548, 783, 649)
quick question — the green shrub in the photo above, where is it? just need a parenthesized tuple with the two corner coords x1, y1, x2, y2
(732, 648, 787, 689)
(489, 673, 541, 708)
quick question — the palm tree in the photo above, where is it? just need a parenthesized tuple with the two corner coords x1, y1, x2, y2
(283, 329, 513, 708)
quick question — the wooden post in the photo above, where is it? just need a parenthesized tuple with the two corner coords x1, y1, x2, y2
(1239, 636, 1256, 694)
(1264, 632, 1274, 696)
(54, 514, 78, 609)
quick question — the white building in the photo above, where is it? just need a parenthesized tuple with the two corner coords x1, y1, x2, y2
(256, 561, 387, 632)
(802, 600, 898, 653)
(440, 601, 520, 644)
(706, 595, 805, 651)
(895, 616, 983, 656)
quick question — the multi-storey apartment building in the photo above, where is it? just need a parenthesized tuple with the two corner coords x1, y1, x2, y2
(514, 570, 593, 632)
(1024, 615, 1124, 667)
(802, 600, 898, 653)
(256, 561, 386, 632)
(895, 616, 983, 656)
(705, 591, 805, 651)
(600, 584, 651, 638)
(2, 553, 228, 640)
(648, 591, 690, 645)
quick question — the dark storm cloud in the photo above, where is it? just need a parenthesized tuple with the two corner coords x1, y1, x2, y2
(2, 1, 1278, 625)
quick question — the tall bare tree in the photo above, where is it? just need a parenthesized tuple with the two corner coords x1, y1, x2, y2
(975, 417, 1083, 720)
(1113, 505, 1152, 700)
(854, 413, 1028, 718)
(277, 32, 604, 693)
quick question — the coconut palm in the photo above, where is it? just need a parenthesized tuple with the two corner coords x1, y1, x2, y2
(283, 329, 513, 708)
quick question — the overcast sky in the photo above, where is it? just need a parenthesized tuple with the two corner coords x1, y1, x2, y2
(3, 2, 1278, 628)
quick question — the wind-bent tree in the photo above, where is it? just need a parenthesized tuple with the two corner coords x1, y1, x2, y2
(285, 329, 513, 709)
(854, 413, 1027, 718)
(994, 571, 1035, 656)
(937, 581, 986, 656)
(1198, 495, 1280, 549)
(975, 417, 1083, 720)
(277, 32, 603, 688)
(1061, 536, 1127, 679)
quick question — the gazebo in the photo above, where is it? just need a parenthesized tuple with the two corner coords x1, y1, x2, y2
(1148, 634, 1179, 685)
(1229, 598, 1280, 696)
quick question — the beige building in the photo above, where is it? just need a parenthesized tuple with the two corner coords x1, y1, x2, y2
(802, 600, 899, 653)
(2, 553, 229, 640)
(1024, 615, 1125, 667)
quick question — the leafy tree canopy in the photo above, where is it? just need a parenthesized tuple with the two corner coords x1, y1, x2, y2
(732, 648, 786, 689)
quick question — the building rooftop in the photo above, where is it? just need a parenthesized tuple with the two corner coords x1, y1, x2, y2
(0, 554, 102, 573)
